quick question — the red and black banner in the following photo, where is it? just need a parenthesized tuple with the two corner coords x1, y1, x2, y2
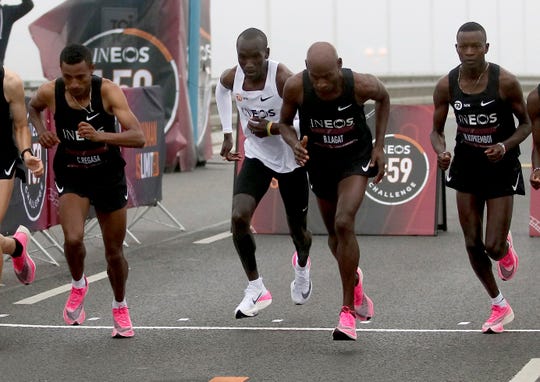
(28, 0, 212, 172)
(529, 189, 540, 236)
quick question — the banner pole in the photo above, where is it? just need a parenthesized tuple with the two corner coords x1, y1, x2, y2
(188, 0, 201, 144)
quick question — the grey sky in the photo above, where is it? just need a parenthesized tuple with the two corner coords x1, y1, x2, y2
(5, 0, 540, 82)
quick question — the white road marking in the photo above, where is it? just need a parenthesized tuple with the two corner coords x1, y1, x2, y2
(194, 231, 231, 244)
(509, 359, 540, 382)
(13, 271, 108, 305)
(13, 221, 233, 306)
(0, 324, 538, 333)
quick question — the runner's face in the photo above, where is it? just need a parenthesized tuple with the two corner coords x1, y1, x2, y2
(237, 37, 268, 81)
(60, 61, 94, 98)
(306, 61, 341, 100)
(455, 31, 488, 69)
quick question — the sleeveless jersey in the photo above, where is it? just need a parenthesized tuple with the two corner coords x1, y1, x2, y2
(298, 68, 373, 162)
(449, 63, 519, 158)
(0, 66, 17, 161)
(53, 75, 124, 176)
(232, 60, 298, 173)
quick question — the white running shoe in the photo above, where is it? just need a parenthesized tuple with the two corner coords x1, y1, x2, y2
(235, 282, 272, 319)
(290, 252, 312, 305)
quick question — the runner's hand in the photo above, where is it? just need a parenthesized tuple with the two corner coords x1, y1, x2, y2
(38, 130, 60, 148)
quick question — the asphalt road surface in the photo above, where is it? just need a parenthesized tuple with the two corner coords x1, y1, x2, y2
(1, 133, 539, 381)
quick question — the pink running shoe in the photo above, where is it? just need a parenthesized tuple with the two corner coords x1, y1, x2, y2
(354, 267, 374, 321)
(497, 232, 519, 281)
(112, 306, 135, 338)
(12, 225, 36, 285)
(482, 304, 514, 333)
(63, 277, 88, 325)
(333, 306, 357, 341)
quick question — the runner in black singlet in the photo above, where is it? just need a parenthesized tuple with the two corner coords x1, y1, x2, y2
(279, 41, 389, 341)
(28, 44, 145, 338)
(431, 22, 531, 334)
(0, 66, 43, 286)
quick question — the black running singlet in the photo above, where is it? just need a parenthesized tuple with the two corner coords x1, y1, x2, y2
(53, 76, 124, 175)
(298, 68, 373, 161)
(449, 63, 519, 158)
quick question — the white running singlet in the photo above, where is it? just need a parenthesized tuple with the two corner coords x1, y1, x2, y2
(232, 60, 299, 173)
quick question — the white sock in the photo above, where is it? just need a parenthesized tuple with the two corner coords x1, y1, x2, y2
(491, 293, 507, 307)
(112, 299, 127, 309)
(72, 276, 86, 289)
(248, 277, 264, 290)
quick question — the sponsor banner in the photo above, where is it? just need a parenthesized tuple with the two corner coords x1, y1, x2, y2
(529, 189, 540, 236)
(1, 103, 51, 235)
(28, 0, 212, 171)
(0, 87, 165, 235)
(237, 104, 440, 236)
(121, 86, 165, 208)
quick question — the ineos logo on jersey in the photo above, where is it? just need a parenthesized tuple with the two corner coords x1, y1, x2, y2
(240, 107, 276, 119)
(83, 29, 179, 134)
(309, 117, 354, 129)
(19, 115, 47, 222)
(456, 113, 497, 126)
(366, 134, 429, 206)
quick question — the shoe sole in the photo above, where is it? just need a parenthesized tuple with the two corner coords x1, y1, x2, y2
(112, 329, 135, 338)
(235, 295, 272, 319)
(482, 309, 515, 334)
(63, 309, 86, 325)
(332, 328, 357, 341)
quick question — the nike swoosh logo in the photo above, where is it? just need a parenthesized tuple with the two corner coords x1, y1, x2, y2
(260, 95, 273, 102)
(361, 160, 371, 172)
(511, 173, 520, 191)
(251, 292, 263, 305)
(124, 191, 129, 200)
(302, 206, 308, 213)
(338, 104, 352, 111)
(4, 160, 16, 176)
(301, 282, 312, 299)
(86, 113, 100, 121)
(55, 181, 64, 194)
(446, 173, 452, 182)
(480, 100, 495, 107)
